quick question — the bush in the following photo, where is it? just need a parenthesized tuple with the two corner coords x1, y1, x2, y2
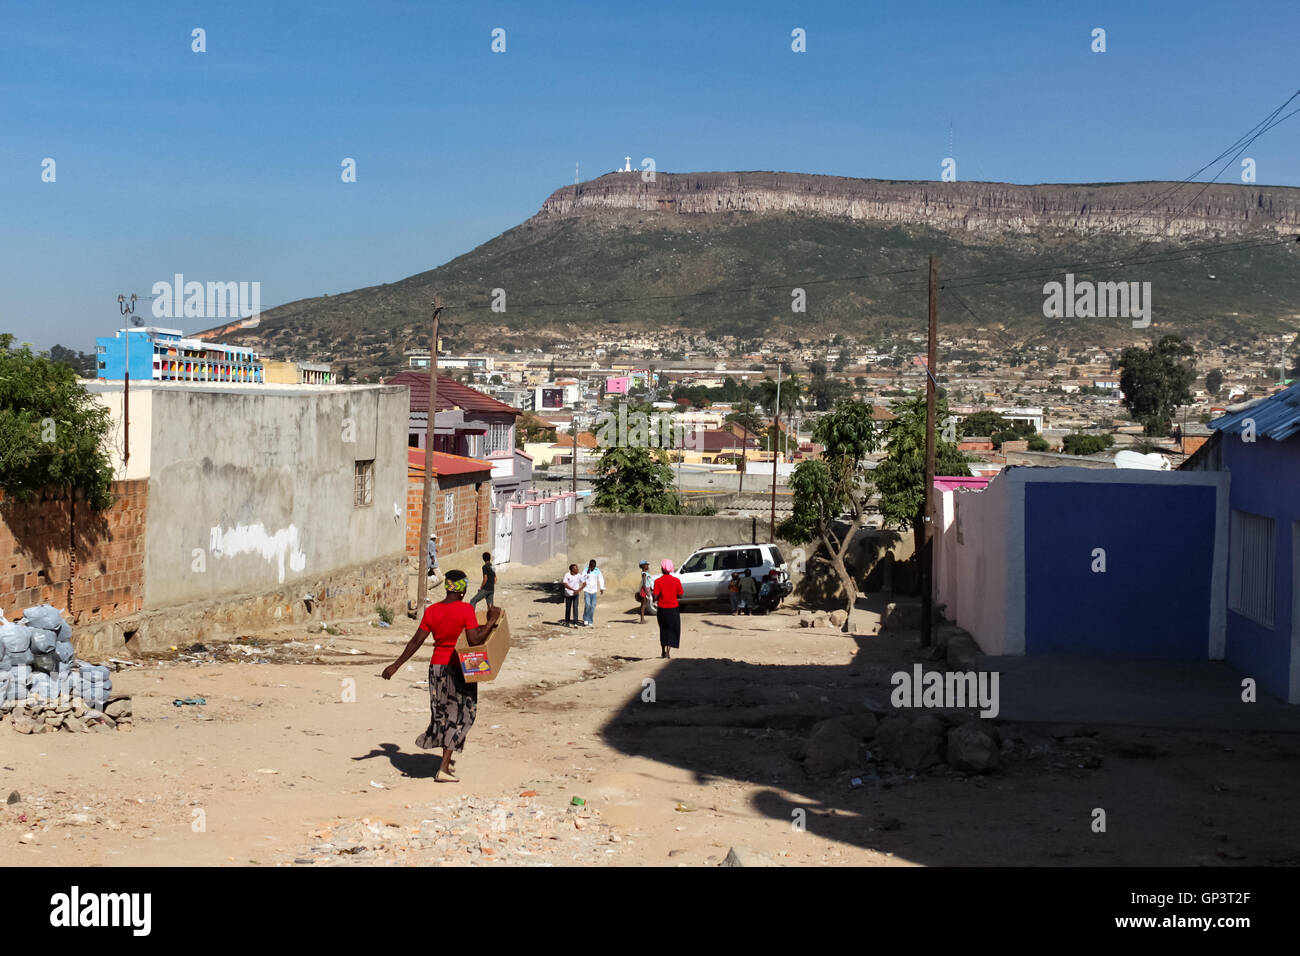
(376, 605, 394, 625)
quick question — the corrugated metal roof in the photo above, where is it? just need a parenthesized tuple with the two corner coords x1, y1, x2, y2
(1210, 381, 1300, 441)
(407, 449, 494, 476)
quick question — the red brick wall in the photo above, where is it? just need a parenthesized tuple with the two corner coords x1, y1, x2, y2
(406, 473, 492, 559)
(0, 480, 147, 625)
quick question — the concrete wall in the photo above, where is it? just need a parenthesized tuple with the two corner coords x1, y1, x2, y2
(142, 385, 409, 607)
(935, 467, 1229, 661)
(566, 512, 761, 592)
(75, 553, 408, 657)
(936, 475, 1014, 655)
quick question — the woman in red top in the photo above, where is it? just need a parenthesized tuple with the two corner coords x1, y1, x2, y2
(652, 559, 685, 659)
(383, 570, 500, 782)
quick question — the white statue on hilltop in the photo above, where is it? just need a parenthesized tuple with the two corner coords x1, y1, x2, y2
(623, 156, 632, 172)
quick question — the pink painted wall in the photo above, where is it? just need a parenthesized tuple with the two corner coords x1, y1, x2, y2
(605, 376, 630, 395)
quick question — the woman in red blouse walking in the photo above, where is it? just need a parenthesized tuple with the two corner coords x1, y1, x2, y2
(652, 559, 685, 659)
(382, 570, 500, 783)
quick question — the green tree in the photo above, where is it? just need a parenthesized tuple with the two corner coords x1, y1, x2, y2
(1204, 368, 1224, 397)
(872, 395, 971, 566)
(47, 344, 96, 377)
(777, 401, 881, 630)
(724, 400, 764, 437)
(0, 334, 115, 510)
(1061, 433, 1114, 456)
(590, 446, 679, 514)
(1119, 335, 1196, 435)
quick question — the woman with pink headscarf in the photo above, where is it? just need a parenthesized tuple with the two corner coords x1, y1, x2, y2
(652, 559, 684, 658)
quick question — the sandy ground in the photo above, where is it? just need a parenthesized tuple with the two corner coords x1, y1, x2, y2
(5, 555, 1300, 867)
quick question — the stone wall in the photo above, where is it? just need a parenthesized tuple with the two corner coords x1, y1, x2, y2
(72, 553, 409, 657)
(0, 480, 147, 625)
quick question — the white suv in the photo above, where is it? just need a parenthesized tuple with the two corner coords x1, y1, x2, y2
(673, 543, 789, 605)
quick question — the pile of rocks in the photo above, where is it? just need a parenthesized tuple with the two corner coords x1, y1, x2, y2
(800, 709, 1002, 777)
(0, 604, 133, 734)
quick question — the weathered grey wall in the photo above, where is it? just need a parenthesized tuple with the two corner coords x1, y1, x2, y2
(143, 385, 409, 608)
(567, 512, 765, 592)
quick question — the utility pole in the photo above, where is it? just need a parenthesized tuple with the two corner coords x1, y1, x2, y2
(416, 295, 443, 617)
(920, 257, 938, 648)
(571, 411, 579, 495)
(117, 294, 137, 468)
(769, 362, 782, 541)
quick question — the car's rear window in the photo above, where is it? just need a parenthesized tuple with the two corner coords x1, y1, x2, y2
(768, 546, 785, 567)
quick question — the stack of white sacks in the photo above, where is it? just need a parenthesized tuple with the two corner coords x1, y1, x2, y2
(0, 603, 112, 714)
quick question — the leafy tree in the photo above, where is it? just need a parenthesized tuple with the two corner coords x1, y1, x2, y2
(590, 446, 679, 514)
(47, 344, 96, 377)
(1061, 433, 1114, 456)
(777, 401, 881, 630)
(724, 401, 764, 437)
(1204, 368, 1223, 397)
(0, 334, 115, 510)
(873, 395, 971, 566)
(1119, 335, 1196, 435)
(758, 372, 804, 419)
(515, 411, 557, 447)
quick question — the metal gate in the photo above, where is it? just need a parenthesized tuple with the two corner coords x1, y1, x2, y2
(493, 491, 512, 565)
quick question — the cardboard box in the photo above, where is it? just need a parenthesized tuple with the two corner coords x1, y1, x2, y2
(454, 608, 511, 683)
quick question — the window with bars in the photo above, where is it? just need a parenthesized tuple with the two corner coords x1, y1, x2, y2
(1229, 509, 1275, 628)
(444, 492, 454, 524)
(354, 459, 374, 508)
(486, 421, 511, 455)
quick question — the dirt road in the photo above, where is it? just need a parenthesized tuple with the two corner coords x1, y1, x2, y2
(5, 558, 1300, 866)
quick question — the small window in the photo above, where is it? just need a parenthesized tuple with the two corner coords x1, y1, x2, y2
(1229, 509, 1275, 627)
(444, 492, 455, 524)
(353, 459, 374, 507)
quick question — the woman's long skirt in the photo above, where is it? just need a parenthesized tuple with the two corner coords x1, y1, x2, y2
(657, 606, 682, 648)
(415, 661, 478, 752)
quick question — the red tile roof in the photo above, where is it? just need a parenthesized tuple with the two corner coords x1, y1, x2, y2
(407, 449, 494, 477)
(387, 370, 519, 417)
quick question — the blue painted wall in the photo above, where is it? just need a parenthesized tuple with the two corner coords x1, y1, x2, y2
(1024, 482, 1218, 658)
(95, 331, 156, 380)
(1221, 433, 1297, 702)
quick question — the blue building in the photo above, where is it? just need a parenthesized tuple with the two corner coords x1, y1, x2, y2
(95, 327, 263, 384)
(1199, 382, 1300, 704)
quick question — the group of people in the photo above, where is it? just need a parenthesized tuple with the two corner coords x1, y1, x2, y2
(727, 568, 784, 615)
(388, 546, 693, 786)
(561, 560, 607, 627)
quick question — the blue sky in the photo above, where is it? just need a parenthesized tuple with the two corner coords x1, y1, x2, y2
(2, 0, 1298, 350)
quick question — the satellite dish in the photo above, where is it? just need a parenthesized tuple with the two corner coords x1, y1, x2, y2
(131, 316, 144, 327)
(1114, 449, 1170, 471)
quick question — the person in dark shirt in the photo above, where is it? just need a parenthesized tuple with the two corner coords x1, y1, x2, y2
(469, 552, 496, 610)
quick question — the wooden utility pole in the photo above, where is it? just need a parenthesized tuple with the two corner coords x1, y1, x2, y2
(920, 257, 938, 647)
(571, 411, 578, 495)
(769, 362, 782, 541)
(416, 295, 442, 616)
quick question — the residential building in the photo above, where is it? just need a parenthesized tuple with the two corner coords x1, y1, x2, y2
(1188, 382, 1300, 702)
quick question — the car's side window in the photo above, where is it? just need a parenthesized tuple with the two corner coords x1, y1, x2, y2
(682, 552, 717, 573)
(740, 548, 762, 567)
(717, 550, 741, 571)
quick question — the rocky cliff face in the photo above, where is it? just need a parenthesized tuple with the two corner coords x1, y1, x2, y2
(536, 171, 1300, 239)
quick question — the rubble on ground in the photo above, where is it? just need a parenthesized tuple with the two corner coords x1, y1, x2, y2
(286, 794, 624, 866)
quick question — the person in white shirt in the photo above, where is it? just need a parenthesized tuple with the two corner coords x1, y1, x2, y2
(581, 559, 606, 627)
(562, 564, 585, 627)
